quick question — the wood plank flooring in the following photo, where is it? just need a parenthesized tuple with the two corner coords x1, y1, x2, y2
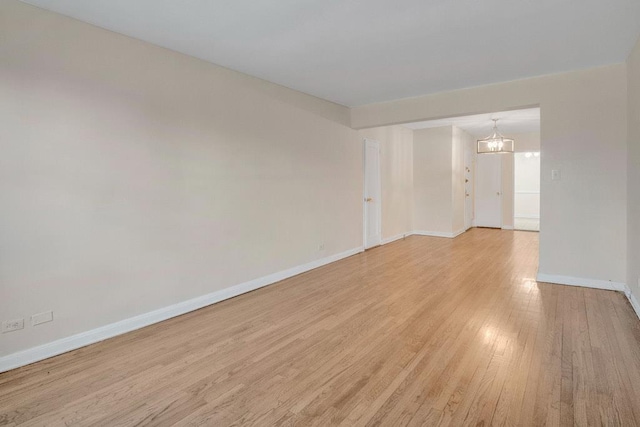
(1, 228, 640, 426)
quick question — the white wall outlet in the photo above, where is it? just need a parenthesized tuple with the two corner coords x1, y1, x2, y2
(2, 318, 24, 333)
(551, 169, 561, 180)
(32, 311, 53, 326)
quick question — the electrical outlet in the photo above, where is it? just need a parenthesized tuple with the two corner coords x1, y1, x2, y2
(551, 169, 561, 181)
(32, 311, 53, 326)
(2, 318, 24, 333)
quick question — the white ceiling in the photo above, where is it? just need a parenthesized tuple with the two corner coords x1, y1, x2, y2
(22, 0, 640, 107)
(403, 108, 540, 137)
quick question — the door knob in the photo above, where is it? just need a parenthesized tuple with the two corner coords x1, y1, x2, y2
(365, 197, 373, 202)
(466, 193, 469, 197)
(465, 179, 469, 183)
(496, 192, 501, 196)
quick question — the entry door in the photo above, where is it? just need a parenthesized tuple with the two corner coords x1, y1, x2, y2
(363, 139, 381, 249)
(464, 150, 474, 230)
(475, 154, 502, 228)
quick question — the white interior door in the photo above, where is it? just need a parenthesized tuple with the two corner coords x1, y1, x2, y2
(364, 139, 381, 249)
(464, 149, 474, 230)
(475, 154, 502, 228)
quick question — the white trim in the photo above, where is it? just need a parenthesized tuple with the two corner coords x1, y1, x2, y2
(0, 246, 364, 374)
(514, 215, 540, 219)
(413, 230, 463, 239)
(536, 273, 627, 292)
(452, 228, 466, 238)
(626, 288, 640, 321)
(413, 230, 453, 238)
(514, 191, 540, 195)
(361, 139, 366, 250)
(381, 233, 408, 245)
(536, 273, 640, 322)
(509, 152, 514, 233)
(502, 225, 515, 230)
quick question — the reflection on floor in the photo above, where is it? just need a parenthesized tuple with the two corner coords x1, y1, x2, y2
(515, 217, 539, 231)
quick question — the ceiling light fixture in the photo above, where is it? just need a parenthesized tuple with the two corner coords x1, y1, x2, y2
(477, 119, 514, 154)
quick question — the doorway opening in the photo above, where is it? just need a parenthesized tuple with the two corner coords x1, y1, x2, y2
(402, 107, 540, 233)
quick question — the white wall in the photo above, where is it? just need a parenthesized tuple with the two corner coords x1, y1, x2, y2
(628, 36, 640, 300)
(503, 132, 541, 229)
(514, 154, 541, 219)
(353, 65, 628, 285)
(0, 1, 363, 357)
(359, 126, 414, 240)
(500, 154, 515, 229)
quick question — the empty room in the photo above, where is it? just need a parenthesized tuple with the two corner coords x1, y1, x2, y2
(1, 1, 640, 425)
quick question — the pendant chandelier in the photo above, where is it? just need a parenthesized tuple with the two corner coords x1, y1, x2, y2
(477, 119, 514, 154)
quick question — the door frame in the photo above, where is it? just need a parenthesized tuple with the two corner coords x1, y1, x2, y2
(464, 148, 474, 230)
(363, 138, 382, 249)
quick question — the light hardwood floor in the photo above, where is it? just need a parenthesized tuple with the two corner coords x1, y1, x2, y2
(1, 229, 640, 426)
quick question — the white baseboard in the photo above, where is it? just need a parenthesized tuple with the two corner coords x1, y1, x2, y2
(413, 230, 454, 238)
(413, 229, 466, 239)
(536, 273, 640, 321)
(0, 246, 364, 374)
(536, 273, 627, 292)
(502, 225, 515, 230)
(624, 286, 640, 321)
(452, 229, 466, 238)
(381, 233, 409, 245)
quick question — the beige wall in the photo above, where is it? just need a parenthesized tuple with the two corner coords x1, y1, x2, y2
(0, 2, 363, 356)
(2, 0, 636, 364)
(513, 132, 541, 153)
(413, 126, 471, 235)
(353, 65, 628, 285)
(359, 126, 414, 240)
(628, 37, 640, 299)
(413, 127, 454, 233)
